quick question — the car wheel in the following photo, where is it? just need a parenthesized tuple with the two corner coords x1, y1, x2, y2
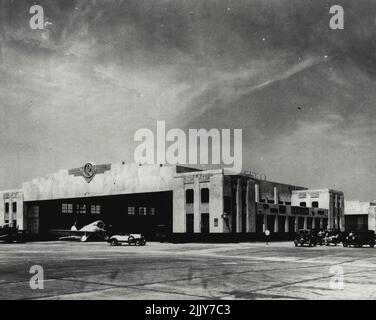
(343, 243, 348, 247)
(370, 243, 375, 248)
(294, 242, 298, 247)
(110, 239, 118, 246)
(135, 239, 141, 246)
(128, 236, 134, 245)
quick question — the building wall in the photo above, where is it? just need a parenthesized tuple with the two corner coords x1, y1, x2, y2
(22, 163, 179, 202)
(292, 189, 345, 231)
(0, 190, 24, 229)
(345, 200, 376, 232)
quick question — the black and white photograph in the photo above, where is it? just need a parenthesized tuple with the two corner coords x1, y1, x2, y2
(1, 0, 376, 305)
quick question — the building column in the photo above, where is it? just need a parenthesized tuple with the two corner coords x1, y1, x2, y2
(193, 177, 201, 233)
(246, 181, 253, 232)
(303, 217, 307, 229)
(255, 184, 259, 202)
(334, 194, 338, 229)
(8, 198, 12, 224)
(320, 218, 323, 229)
(263, 214, 267, 232)
(294, 216, 298, 232)
(236, 178, 242, 233)
(312, 217, 316, 229)
(274, 215, 279, 233)
(274, 187, 278, 204)
(285, 216, 289, 233)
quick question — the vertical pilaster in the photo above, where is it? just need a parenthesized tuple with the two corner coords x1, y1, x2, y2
(236, 178, 242, 233)
(274, 187, 278, 204)
(263, 214, 267, 232)
(285, 216, 289, 233)
(255, 184, 259, 202)
(274, 215, 279, 233)
(193, 177, 200, 233)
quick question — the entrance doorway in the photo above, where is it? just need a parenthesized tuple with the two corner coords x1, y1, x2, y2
(201, 213, 209, 234)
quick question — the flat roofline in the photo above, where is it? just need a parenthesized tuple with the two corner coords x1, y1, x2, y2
(292, 188, 344, 194)
(0, 189, 23, 193)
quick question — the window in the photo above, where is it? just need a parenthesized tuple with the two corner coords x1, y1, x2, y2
(91, 205, 101, 214)
(186, 189, 194, 204)
(285, 201, 291, 205)
(76, 204, 86, 214)
(299, 202, 306, 207)
(128, 207, 135, 215)
(214, 218, 218, 227)
(149, 208, 155, 216)
(62, 203, 73, 214)
(311, 201, 319, 208)
(201, 188, 209, 203)
(12, 202, 17, 213)
(267, 199, 274, 204)
(224, 196, 231, 213)
(139, 207, 147, 215)
(279, 205, 286, 214)
(5, 203, 9, 213)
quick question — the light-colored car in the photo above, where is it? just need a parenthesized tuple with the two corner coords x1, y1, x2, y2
(109, 233, 146, 246)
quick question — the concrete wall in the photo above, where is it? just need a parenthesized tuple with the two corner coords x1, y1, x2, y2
(22, 163, 178, 202)
(0, 190, 24, 229)
(292, 189, 345, 231)
(174, 170, 224, 234)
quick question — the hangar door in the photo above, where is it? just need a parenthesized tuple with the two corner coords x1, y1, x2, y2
(25, 191, 173, 240)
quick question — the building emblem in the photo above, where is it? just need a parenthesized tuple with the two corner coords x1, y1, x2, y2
(68, 162, 111, 183)
(81, 162, 96, 182)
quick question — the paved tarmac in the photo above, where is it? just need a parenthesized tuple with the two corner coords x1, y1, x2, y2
(0, 241, 375, 299)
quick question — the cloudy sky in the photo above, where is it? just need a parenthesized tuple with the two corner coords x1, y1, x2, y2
(1, 0, 376, 201)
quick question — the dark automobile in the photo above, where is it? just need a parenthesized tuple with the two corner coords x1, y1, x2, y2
(294, 229, 317, 247)
(324, 229, 341, 246)
(343, 231, 375, 248)
(316, 230, 326, 246)
(0, 223, 25, 243)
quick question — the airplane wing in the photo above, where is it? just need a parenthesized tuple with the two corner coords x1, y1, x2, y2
(49, 229, 95, 237)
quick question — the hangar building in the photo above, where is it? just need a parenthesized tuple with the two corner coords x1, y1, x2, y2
(0, 162, 344, 241)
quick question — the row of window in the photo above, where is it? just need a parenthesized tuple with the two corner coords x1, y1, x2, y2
(259, 199, 292, 205)
(185, 188, 209, 204)
(4, 202, 17, 213)
(62, 204, 101, 214)
(128, 207, 155, 216)
(299, 201, 319, 208)
(61, 204, 156, 216)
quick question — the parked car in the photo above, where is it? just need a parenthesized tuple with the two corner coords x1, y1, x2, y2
(343, 231, 375, 248)
(324, 229, 341, 246)
(294, 229, 317, 247)
(109, 233, 146, 246)
(0, 223, 25, 243)
(316, 230, 326, 246)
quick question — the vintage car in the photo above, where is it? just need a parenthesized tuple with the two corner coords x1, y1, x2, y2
(294, 229, 317, 247)
(109, 233, 146, 246)
(343, 231, 375, 248)
(316, 230, 326, 246)
(0, 223, 25, 243)
(324, 229, 341, 246)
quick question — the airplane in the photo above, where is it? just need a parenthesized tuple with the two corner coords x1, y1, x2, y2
(49, 220, 109, 242)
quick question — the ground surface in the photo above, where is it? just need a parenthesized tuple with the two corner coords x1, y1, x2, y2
(0, 241, 375, 300)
